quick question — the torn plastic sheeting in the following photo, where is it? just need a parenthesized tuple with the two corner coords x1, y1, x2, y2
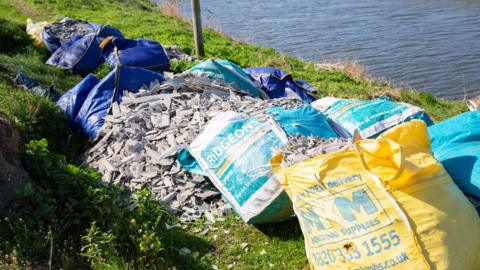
(56, 74, 99, 127)
(429, 111, 480, 199)
(186, 59, 264, 98)
(312, 96, 433, 138)
(73, 66, 165, 138)
(13, 70, 60, 101)
(103, 37, 170, 72)
(244, 67, 317, 103)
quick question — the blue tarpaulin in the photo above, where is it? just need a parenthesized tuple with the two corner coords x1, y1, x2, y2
(244, 67, 317, 103)
(57, 74, 99, 126)
(186, 59, 264, 97)
(103, 38, 170, 72)
(429, 112, 480, 199)
(58, 66, 164, 138)
(45, 23, 124, 74)
(46, 33, 105, 75)
(41, 19, 123, 53)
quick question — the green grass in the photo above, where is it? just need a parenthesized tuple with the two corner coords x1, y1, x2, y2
(0, 0, 470, 269)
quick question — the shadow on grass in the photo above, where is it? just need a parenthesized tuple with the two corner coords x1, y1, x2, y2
(254, 217, 304, 241)
(0, 18, 32, 54)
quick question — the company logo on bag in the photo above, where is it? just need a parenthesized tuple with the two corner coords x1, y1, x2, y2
(298, 184, 393, 246)
(204, 119, 259, 168)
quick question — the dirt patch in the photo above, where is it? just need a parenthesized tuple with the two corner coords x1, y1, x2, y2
(0, 115, 30, 209)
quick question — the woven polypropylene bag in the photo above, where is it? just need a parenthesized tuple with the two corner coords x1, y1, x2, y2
(272, 120, 480, 270)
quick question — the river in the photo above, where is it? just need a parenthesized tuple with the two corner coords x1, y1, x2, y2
(157, 0, 480, 99)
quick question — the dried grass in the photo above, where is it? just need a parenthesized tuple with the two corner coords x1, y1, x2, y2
(315, 59, 373, 84)
(158, 0, 184, 20)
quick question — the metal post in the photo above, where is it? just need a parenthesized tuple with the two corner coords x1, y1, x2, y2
(191, 0, 205, 57)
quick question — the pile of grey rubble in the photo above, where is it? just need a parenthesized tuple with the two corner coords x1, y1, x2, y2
(85, 75, 305, 222)
(279, 135, 351, 167)
(164, 45, 196, 62)
(43, 18, 94, 44)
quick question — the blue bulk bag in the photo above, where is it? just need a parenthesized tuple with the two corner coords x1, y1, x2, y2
(91, 24, 124, 41)
(41, 19, 95, 52)
(428, 112, 480, 199)
(312, 96, 433, 138)
(244, 67, 317, 103)
(56, 74, 99, 126)
(41, 19, 123, 53)
(103, 38, 170, 72)
(73, 66, 165, 138)
(46, 33, 105, 75)
(186, 59, 264, 97)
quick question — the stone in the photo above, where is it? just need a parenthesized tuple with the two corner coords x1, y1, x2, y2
(240, 242, 249, 251)
(178, 247, 191, 256)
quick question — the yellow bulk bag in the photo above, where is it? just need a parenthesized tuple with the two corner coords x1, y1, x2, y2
(26, 18, 51, 47)
(272, 120, 480, 270)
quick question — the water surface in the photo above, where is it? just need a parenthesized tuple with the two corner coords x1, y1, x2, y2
(168, 0, 480, 99)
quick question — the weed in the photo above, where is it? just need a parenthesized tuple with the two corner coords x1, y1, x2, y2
(0, 139, 210, 269)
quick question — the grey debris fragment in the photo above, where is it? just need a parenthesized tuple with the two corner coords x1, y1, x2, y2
(165, 223, 181, 230)
(101, 158, 117, 172)
(111, 101, 121, 117)
(179, 247, 191, 256)
(161, 192, 177, 204)
(196, 190, 220, 199)
(240, 242, 249, 251)
(279, 135, 351, 167)
(164, 45, 196, 62)
(204, 211, 216, 223)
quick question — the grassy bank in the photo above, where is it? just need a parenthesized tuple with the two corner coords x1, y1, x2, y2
(0, 0, 469, 269)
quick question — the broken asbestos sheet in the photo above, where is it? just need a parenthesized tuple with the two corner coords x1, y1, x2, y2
(277, 135, 351, 167)
(84, 75, 308, 222)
